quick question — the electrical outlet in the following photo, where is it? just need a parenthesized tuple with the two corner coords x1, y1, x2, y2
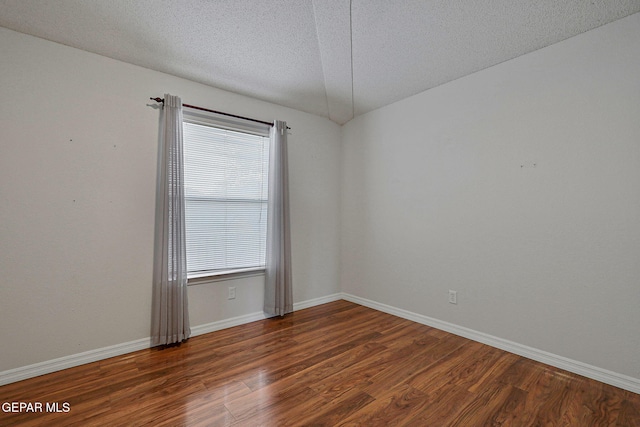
(228, 287, 236, 300)
(448, 290, 457, 304)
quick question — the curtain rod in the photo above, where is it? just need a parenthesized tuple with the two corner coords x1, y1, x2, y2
(150, 97, 290, 129)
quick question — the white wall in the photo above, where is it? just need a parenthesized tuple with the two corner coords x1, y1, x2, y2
(0, 27, 341, 372)
(341, 13, 640, 379)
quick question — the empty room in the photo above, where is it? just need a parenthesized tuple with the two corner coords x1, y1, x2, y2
(1, 1, 639, 425)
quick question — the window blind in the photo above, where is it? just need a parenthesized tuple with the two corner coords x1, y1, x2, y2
(182, 118, 270, 277)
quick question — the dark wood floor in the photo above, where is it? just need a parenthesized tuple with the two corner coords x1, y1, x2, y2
(1, 300, 638, 426)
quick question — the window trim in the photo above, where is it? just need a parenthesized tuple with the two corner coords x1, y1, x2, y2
(187, 267, 265, 285)
(182, 107, 271, 283)
(183, 107, 271, 137)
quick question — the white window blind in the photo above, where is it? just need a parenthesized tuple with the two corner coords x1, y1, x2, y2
(182, 111, 270, 278)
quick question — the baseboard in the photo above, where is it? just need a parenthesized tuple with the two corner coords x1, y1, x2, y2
(342, 293, 640, 394)
(0, 338, 152, 386)
(190, 311, 272, 337)
(0, 293, 343, 386)
(293, 293, 343, 310)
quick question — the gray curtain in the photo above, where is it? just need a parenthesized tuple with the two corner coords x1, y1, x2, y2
(264, 120, 293, 316)
(151, 93, 191, 346)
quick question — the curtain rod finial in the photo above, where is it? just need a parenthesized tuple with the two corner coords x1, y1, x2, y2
(150, 97, 164, 103)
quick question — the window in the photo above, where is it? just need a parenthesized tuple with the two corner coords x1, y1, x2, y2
(182, 109, 270, 279)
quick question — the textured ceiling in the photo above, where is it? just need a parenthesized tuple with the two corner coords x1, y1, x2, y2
(1, 0, 639, 124)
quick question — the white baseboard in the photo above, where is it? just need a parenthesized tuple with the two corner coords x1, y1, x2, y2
(0, 338, 152, 386)
(341, 293, 640, 394)
(0, 293, 343, 386)
(190, 311, 272, 337)
(293, 293, 343, 310)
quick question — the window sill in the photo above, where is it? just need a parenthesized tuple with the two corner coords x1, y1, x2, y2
(187, 267, 265, 285)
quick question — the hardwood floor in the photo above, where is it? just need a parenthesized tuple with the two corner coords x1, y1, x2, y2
(1, 300, 638, 426)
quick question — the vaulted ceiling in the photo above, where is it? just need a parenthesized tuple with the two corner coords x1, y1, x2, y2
(1, 1, 639, 124)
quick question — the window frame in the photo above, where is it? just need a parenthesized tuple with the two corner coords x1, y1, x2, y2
(182, 107, 271, 284)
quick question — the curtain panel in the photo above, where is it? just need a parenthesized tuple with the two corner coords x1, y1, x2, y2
(151, 93, 191, 346)
(264, 120, 293, 316)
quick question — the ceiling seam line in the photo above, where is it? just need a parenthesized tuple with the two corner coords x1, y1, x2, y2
(349, 0, 354, 121)
(310, 0, 332, 121)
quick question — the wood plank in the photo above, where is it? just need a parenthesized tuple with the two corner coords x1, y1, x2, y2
(618, 398, 640, 427)
(294, 389, 375, 427)
(404, 385, 476, 425)
(336, 383, 430, 426)
(449, 382, 525, 426)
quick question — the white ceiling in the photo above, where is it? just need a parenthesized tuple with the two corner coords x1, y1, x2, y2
(1, 1, 639, 124)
